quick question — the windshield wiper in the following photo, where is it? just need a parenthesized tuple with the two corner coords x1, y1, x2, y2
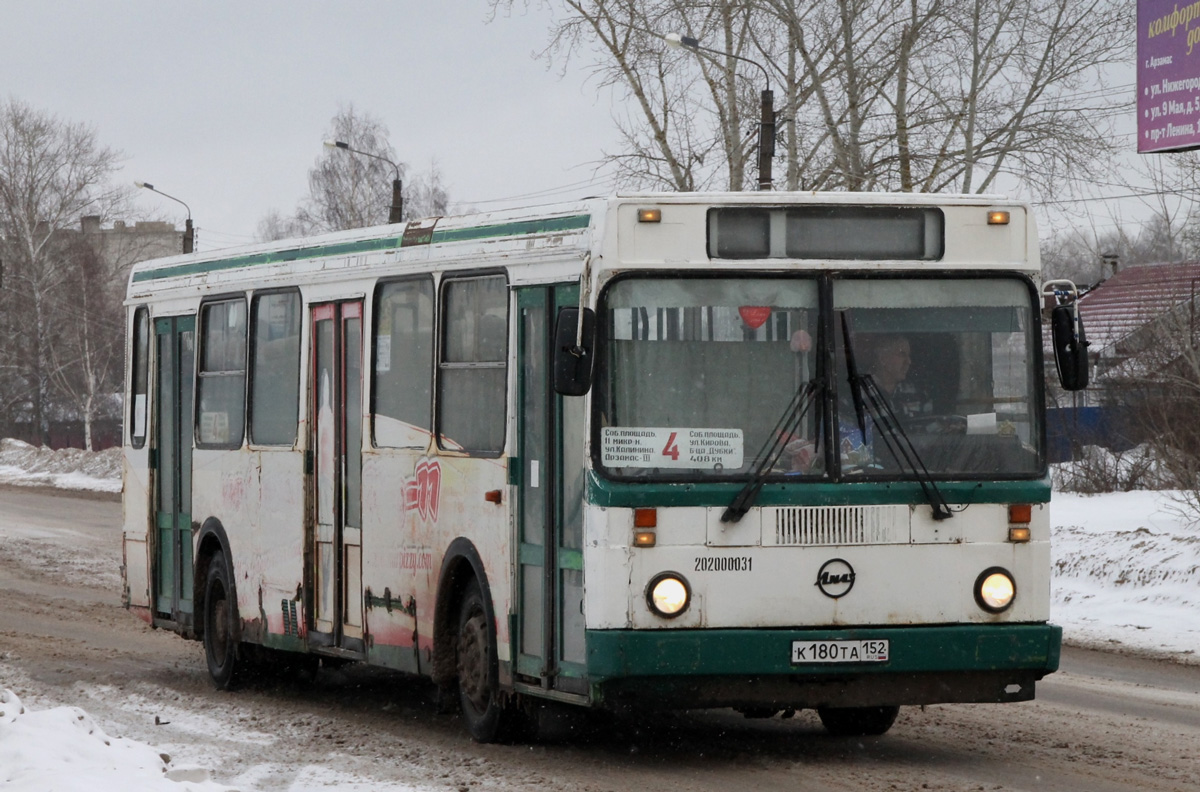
(721, 377, 823, 524)
(840, 313, 869, 442)
(859, 374, 953, 519)
(840, 312, 953, 521)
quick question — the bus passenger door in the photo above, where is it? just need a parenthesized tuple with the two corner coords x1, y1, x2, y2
(152, 315, 195, 627)
(310, 301, 365, 652)
(515, 285, 588, 696)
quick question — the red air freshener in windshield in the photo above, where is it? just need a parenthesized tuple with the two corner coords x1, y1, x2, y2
(739, 306, 772, 329)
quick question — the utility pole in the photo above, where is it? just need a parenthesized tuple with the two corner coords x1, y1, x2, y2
(325, 140, 404, 223)
(666, 33, 776, 191)
(135, 182, 194, 253)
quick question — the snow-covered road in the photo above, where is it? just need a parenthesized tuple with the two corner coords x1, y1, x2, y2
(0, 440, 1197, 790)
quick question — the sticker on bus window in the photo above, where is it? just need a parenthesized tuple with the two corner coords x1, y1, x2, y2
(376, 334, 392, 372)
(133, 394, 147, 438)
(601, 427, 743, 470)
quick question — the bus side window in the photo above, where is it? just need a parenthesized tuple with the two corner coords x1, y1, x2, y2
(249, 291, 301, 446)
(373, 277, 434, 448)
(197, 298, 247, 448)
(130, 307, 150, 448)
(438, 275, 508, 455)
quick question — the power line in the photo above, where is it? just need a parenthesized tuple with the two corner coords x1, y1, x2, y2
(1034, 188, 1200, 207)
(463, 174, 621, 206)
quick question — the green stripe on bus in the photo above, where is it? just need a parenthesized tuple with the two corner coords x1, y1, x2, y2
(584, 623, 1061, 680)
(131, 236, 406, 282)
(429, 214, 591, 244)
(586, 472, 1052, 508)
(131, 213, 592, 283)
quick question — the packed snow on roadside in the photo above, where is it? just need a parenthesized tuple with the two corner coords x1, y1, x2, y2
(0, 689, 235, 792)
(1051, 489, 1199, 658)
(0, 438, 121, 493)
(0, 687, 436, 792)
(0, 440, 1196, 790)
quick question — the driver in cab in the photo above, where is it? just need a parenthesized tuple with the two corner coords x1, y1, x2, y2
(839, 334, 932, 470)
(865, 334, 928, 419)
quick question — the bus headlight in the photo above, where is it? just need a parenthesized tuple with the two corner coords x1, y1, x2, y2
(975, 567, 1016, 613)
(646, 572, 691, 618)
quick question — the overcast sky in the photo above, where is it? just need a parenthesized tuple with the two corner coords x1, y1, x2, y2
(2, 2, 1153, 257)
(1, 1, 622, 249)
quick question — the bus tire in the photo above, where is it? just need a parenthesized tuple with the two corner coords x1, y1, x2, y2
(455, 579, 518, 742)
(817, 705, 900, 736)
(203, 550, 241, 689)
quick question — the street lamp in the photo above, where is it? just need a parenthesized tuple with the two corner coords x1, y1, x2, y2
(665, 32, 776, 191)
(323, 139, 404, 224)
(134, 181, 195, 253)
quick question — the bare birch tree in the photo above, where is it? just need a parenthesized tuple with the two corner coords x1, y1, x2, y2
(295, 105, 405, 233)
(0, 98, 128, 444)
(497, 0, 765, 190)
(909, 0, 1129, 198)
(259, 105, 454, 241)
(405, 160, 452, 219)
(255, 207, 308, 243)
(47, 236, 126, 449)
(494, 0, 1130, 196)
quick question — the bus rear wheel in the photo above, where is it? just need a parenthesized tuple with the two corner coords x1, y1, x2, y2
(203, 550, 241, 689)
(817, 705, 900, 736)
(455, 580, 520, 742)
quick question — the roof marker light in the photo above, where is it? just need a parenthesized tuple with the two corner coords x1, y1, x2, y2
(988, 210, 1010, 225)
(638, 208, 662, 223)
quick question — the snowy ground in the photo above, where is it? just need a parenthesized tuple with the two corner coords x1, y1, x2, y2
(1052, 490, 1200, 660)
(0, 689, 236, 792)
(0, 438, 121, 495)
(1, 437, 1197, 790)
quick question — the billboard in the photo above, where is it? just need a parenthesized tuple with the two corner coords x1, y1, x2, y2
(1139, 0, 1200, 153)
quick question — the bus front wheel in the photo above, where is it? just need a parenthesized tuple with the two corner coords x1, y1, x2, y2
(203, 550, 241, 689)
(817, 705, 900, 736)
(455, 580, 519, 742)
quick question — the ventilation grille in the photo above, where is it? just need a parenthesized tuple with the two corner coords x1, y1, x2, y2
(769, 505, 909, 546)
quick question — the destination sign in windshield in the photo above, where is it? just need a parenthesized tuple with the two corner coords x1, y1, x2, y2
(601, 427, 744, 470)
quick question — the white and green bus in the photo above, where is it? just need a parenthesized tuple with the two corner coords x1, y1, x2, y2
(121, 192, 1087, 741)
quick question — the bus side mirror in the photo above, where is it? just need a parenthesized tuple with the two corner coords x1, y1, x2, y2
(1051, 303, 1089, 391)
(553, 307, 596, 396)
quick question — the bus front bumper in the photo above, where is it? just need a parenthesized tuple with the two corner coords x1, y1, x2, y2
(584, 623, 1062, 710)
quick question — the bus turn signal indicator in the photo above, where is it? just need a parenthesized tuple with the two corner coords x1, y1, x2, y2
(1008, 504, 1032, 523)
(1008, 504, 1032, 542)
(634, 508, 658, 547)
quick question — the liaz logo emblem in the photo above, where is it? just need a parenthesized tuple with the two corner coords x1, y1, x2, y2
(815, 558, 856, 598)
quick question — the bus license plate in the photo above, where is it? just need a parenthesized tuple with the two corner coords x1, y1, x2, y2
(791, 639, 889, 664)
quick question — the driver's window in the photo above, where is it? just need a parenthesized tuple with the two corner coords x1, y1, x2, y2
(832, 278, 1040, 477)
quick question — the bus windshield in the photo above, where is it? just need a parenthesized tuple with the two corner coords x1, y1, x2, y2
(597, 275, 1042, 481)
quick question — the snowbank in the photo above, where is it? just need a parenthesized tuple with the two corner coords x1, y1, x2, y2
(1052, 489, 1199, 660)
(0, 690, 235, 792)
(0, 438, 121, 493)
